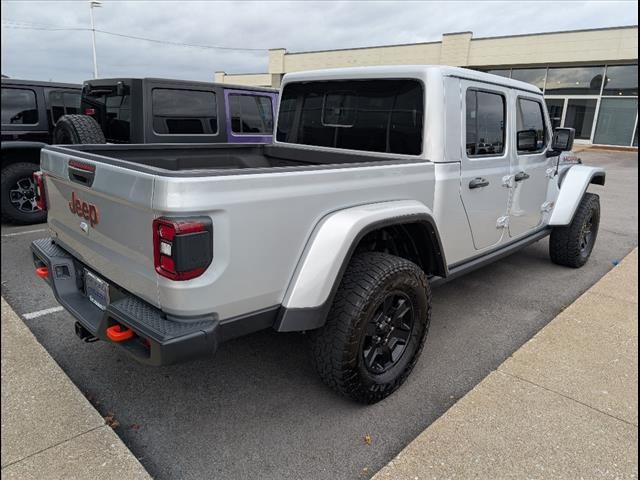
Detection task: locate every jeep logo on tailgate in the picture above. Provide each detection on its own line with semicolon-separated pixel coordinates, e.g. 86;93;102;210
69;192;99;227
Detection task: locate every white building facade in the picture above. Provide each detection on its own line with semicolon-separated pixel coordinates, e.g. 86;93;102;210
215;26;638;147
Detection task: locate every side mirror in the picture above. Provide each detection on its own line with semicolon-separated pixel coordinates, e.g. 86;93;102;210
551;127;575;152
517;129;538;151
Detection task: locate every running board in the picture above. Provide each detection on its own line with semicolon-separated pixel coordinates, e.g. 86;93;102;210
431;228;551;287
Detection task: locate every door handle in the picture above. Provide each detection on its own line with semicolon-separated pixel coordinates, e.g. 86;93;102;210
469;177;490;189
515;171;530;182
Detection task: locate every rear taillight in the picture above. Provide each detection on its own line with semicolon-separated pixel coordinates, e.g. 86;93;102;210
152;217;213;281
33;171;47;211
84;107;96;116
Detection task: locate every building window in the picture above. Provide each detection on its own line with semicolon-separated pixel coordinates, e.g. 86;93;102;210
517;98;546;152
152;88;217;135
564;99;597;140
593;98;638;146
602;65;638;96
229;94;273;134
545;99;564;130
545;66;604;95
465;89;505;157
511;68;547;90
49;91;81;124
1;88;38;125
276;79;424;155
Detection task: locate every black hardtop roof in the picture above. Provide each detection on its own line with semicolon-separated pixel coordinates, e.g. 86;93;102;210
83;77;278;93
1;78;80;89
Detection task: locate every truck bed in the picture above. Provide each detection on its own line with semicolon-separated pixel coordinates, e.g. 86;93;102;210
44;143;414;176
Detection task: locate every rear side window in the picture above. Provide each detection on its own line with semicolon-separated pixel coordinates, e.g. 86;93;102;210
276;80;423;155
1;88;38;125
49;91;81;124
229;94;273;134
517;98;547;153
466;89;506;157
152;88;217;135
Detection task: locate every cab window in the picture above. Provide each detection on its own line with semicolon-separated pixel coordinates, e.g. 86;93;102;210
466;89;506;157
276;79;423;155
229;94;273;134
1;88;38;125
152;88;217;135
517;98;547;153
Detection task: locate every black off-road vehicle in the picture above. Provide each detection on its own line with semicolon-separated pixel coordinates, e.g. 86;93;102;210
54;78;278;146
1;78;81;224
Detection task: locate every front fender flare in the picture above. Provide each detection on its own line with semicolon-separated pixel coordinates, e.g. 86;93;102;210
549;165;605;226
275;200;444;332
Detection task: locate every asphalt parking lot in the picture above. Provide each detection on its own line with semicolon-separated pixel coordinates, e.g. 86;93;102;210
1;150;637;480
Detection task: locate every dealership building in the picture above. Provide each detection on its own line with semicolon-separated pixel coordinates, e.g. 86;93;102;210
215;25;638;148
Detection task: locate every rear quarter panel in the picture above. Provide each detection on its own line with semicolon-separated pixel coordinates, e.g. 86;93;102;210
152;161;437;319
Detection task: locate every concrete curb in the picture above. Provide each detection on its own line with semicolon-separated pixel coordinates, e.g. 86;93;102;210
373;248;638;479
1;297;151;480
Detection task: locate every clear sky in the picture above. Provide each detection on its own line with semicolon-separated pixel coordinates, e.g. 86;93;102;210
1;0;638;83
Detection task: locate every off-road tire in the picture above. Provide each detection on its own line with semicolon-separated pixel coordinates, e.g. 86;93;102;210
549;192;600;268
311;252;431;404
1;162;47;224
52;114;106;144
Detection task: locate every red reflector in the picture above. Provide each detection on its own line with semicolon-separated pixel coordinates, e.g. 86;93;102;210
106;324;135;342
33;171;47;211
84;107;96;116
68;160;96;172
159;255;175;272
35;266;49;278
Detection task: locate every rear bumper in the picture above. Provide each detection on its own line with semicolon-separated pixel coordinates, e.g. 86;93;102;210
31;237;220;366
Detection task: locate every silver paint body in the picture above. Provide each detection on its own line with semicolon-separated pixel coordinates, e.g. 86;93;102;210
40;66;604;325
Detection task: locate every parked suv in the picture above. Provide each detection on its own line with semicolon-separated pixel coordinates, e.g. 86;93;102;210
1;78;81;224
53;78;278;145
33;66;604;403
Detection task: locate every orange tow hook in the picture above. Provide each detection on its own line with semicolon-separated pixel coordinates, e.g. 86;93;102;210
35;266;49;279
106;324;135;342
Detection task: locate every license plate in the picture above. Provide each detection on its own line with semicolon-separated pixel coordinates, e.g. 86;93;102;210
84;269;110;310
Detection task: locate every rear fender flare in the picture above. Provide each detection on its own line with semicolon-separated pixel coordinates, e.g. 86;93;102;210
549;165;605;226
275;200;445;332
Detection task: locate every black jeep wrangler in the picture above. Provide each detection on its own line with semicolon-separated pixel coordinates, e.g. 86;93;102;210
54;78;278;145
1;78;81;224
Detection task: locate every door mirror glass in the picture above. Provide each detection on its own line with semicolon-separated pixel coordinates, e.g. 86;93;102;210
551;127;575;151
517;129;538;151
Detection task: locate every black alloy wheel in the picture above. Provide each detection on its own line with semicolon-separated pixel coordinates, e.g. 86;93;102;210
361;292;415;374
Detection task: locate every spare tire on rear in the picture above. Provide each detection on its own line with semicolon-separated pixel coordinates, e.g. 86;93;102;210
53;114;106;144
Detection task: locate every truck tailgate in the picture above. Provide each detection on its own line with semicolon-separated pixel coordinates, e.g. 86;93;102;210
40;148;159;307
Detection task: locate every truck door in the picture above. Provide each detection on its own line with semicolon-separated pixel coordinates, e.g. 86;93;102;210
508;95;553;238
459;82;512;250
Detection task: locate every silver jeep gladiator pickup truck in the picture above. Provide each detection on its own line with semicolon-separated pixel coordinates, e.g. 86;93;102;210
32;66;605;403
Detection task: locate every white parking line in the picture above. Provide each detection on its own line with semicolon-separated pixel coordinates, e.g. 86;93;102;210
23;306;64;320
2;228;48;238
